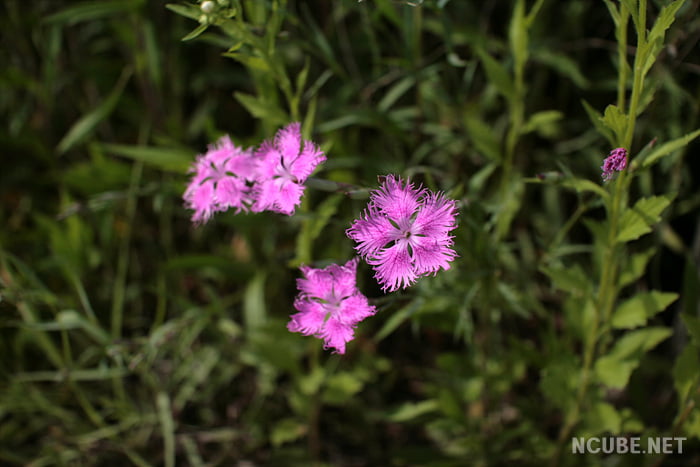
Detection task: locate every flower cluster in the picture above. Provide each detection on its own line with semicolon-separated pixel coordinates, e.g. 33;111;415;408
183;136;256;223
251;123;326;215
183;123;325;222
184;125;460;354
288;258;376;354
601;147;628;181
346;175;458;292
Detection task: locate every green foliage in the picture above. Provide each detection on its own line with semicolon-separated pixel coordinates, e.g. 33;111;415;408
2;0;700;465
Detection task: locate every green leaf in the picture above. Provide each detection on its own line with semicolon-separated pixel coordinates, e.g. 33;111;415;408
234;92;288;127
291;194;343;266
45;0;142;25
322;372;364;405
582;100;615;146
244;272;266;331
156;392;176;467
270;418;307;447
374;299;423;341
611;291;678;329
540;353;580;411
681;314;700;345
601;104;627;144
388;400;439;422
223;53;270;72
595;327;672;389
509;0;528;68
477;50;514;100
464;112;501;161
521;110;563;136
642;0;685;77
619;0;639;32
181;24;208;41
541;264;590;296
532;50;589;88
100;143;192;173
673;343;700;404
378;76;416;112
616;195;674;243
57;69;132;154
602;0;621;26
165;3;200;21
560;178;609;200
298;367;325;396
639;128;700;168
682;255;700;317
583;402;622;436
619;249;656;287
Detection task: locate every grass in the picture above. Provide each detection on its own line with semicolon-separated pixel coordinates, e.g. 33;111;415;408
2;0;700;465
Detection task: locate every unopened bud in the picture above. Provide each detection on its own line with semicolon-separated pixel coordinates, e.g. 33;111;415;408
201;1;215;14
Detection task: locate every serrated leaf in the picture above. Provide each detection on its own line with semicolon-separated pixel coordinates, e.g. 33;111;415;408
640;128;700;168
616;195;674;243
611;291;678;329
582;100;615;146
477;50;514;100
601;104;627;143
642;0;685;77
673;343;700;404
595;327;672;389
681;315;700;345
619;249;655;288
646;0;685;54
540;354;580;411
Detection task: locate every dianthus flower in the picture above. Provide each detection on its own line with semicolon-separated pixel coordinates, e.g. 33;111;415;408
346;175;458;292
251;122;326;215
183;135;257;223
601;147;628;181
288;257;376;354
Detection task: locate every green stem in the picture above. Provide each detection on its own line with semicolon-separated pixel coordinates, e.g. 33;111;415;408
616;6;629;110
623;0;646;149
552;2;648;461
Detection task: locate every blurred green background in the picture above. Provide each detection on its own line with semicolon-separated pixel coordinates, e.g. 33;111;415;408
2;0;700;465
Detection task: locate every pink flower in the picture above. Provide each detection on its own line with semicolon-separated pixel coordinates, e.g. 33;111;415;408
288;257;376;354
601;147;628;181
251;122;326;215
347;175;458;292
183;135;257;223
